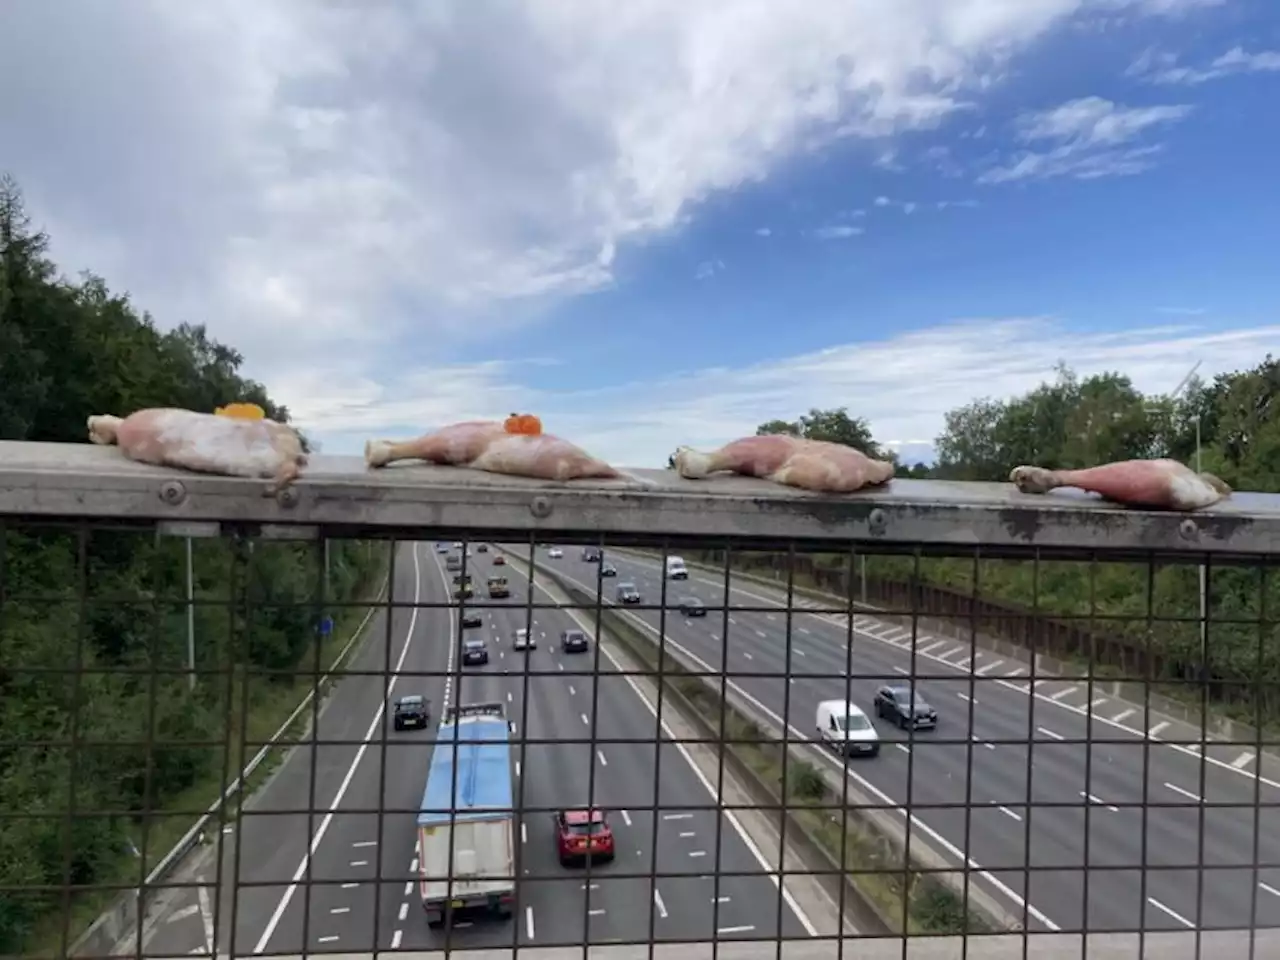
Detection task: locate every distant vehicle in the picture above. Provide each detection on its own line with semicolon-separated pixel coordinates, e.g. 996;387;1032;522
452;541;464;550
462;637;489;666
600;562;617;578
816;699;880;757
454;581;474;600
665;556;688;580
493;554;506;566
446;556;462;572
874;686;938;730
616;582;641;604
417;703;516;925
582;547;602;562
514;628;535;651
392;694;430;731
677;597;706;617
461;610;483;629
486;575;510;599
548;547;564;559
554;808;616;866
477;544;489;553
435;543;450;554
561;629;590;654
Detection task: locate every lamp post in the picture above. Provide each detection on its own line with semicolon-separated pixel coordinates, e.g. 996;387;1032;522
186;537;196;691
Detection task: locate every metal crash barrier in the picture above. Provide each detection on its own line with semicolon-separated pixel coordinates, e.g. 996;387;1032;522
2;439;1279;960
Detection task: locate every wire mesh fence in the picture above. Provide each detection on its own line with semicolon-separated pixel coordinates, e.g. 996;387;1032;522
3;511;1280;960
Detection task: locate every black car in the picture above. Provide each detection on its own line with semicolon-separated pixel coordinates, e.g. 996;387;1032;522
462;638;489;666
460;610;483;629
392;694;430;731
616;583;641;604
600;562;617;578
477;544;489;553
561;629;590;653
677;597;706;617
582;547;602;562
873;685;938;730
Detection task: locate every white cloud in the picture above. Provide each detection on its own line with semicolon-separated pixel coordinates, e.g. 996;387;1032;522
873;195;893;207
694;258;726;280
0;0;1229;405
980;96;1192;183
298;317;1280;468
755;227;773;237
811;225;865;240
1128;45;1280;85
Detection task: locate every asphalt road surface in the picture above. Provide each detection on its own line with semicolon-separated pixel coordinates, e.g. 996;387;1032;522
519;544;1280;936
143;541;817;957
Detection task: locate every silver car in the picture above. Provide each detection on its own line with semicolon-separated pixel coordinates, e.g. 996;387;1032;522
514;627;536;650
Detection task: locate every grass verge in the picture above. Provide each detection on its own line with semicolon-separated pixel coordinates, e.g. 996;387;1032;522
31;545;392;958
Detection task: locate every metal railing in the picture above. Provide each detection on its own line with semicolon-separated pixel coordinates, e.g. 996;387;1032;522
2;439;1280;960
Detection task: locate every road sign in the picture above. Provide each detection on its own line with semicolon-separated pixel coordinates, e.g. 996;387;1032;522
318;615;334;637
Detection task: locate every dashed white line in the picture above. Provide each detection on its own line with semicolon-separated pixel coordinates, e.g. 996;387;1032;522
1090;697;1107;709
1147;896;1195;928
390;930;403;950
341;883;359;890
588;909;606;916
522;822;528;844
352;840;377;848
654;888;669;918
620;809;632;826
507;692;512;702
526;906;536;940
1080;791;1118;813
1038;727;1065;741
688;850;708;858
1260;882;1280;899
799;627;812;635
972;735;995;751
1149;721;1171;737
998;806;1023;822
1165;782;1202;802
516;760;521;776
663;813;693;820
318;936;340;944
714;895;731;903
976;660;1004;675
892;665;909;675
1049;686;1079;702
398;903;408;922
718;925;755;934
894;744;910;754
956;692;975;703
921;640;948;655
1233;752;1256;769
403;882;412;897
580;712;590;725
330;907;350;915
794;649;806;657
168;905;199;923
597;750;608;767
569;685;577;695
679;831;696;838
410;857;418;872
350;860;369;867
743;652;754;660
1113;708;1136;723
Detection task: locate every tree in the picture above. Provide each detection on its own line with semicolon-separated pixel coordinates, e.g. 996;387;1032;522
756;406;889;459
0;175;381;954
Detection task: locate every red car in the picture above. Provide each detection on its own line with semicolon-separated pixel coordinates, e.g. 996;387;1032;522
554;809;615;866
493;554;506;565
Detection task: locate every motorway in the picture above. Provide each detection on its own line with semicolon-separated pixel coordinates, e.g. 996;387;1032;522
142;541;817;957
522;545;1280;935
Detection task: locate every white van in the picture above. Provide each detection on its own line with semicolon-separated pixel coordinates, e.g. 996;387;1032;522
665;556;688;580
816;700;880;757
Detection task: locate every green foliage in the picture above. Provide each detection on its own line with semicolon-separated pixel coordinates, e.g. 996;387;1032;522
0;176;382;954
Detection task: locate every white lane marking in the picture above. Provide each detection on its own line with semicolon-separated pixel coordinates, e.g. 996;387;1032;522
1090;697;1107;709
754;629;767;638
511;721;518;735
743;652;754;660
689;850;707;858
507;692;512;702
349;860;369;867
1113;708;1136;723
597;750;608;767
955;657;972;670
1260;882;1280;898
330;907;350;915
398;903;408;922
1032;679;1048;688
409;857;419;872
663;813;693;820
972;735;995;751
168;905;198;923
196;884;214;955
718;925;756;934
340;883;358;890
403;882;412;896
620;809;632;826
895;744;910;754
588;908;607;916
714;895;731;903
920;640;948;655
318;936;340;944
976;660;1004;675
799;627;812;635
352;840;377;848
1080;791;1118;813
582;883;600;890
1165;782;1203;802
580;713;590;725
892;665;909;675
1005;667;1026;677
1233;752;1256;769
679;831;696;838
569;685;577;695
998;806;1022;822
522;822;528;844
526;906;536;940
654;888;669;918
795;649;806;657
391;930;403;950
1148;896;1195;928
1049;686;1079;702
1149;721;1171;737
957;692;975;703
938;645;964;661
516;761;521;776
1038;728;1065;741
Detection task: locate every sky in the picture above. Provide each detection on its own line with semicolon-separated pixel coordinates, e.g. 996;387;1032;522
2;0;1278;467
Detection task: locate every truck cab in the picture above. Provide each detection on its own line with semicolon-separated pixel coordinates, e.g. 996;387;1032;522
666;556;688;580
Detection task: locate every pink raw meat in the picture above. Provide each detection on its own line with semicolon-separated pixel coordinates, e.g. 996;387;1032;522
1009;458;1231;511
365;420;619;482
673;434;895;494
88;408;307;491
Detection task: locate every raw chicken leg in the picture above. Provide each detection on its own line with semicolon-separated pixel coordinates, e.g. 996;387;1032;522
1009;459;1231;511
88;408;307;492
365;417;619;482
673;434;895;494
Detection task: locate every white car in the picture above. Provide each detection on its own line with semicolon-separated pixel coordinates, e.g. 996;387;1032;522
816;699;880;757
514;628;536;650
547;547;563;559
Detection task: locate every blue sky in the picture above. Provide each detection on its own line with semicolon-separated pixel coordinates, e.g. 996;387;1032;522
3;0;1278;466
